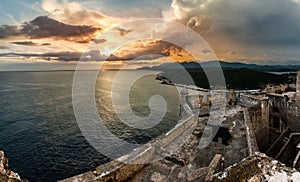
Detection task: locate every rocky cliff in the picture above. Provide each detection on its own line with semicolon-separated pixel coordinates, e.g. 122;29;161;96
0;151;25;182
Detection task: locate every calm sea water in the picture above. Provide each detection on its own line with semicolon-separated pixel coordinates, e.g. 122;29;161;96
0;70;180;182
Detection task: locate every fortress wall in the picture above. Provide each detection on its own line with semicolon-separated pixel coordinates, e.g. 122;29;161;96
159;114;195;148
286;101;300;126
61;103;197;182
243;108;259;156
239;94;260;106
277;134;300;166
238;94;270;152
246;103;270;152
268;94;300;131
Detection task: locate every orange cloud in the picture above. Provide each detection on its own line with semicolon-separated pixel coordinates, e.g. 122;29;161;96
109;39;195;62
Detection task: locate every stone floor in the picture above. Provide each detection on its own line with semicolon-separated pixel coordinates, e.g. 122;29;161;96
193;106;249;169
129;105;249;182
213;152;300;182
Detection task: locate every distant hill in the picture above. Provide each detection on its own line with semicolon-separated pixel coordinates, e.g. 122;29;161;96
157;67;296;89
138;60;299;72
139;61;298;89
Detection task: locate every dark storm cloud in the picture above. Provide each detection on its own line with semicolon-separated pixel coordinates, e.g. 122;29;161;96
242;13;300;45
21;16;101;39
0;16;101;43
0;25;22;38
171;0;300;45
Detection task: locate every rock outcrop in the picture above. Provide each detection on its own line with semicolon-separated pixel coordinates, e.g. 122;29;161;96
213;152;300;182
0;151;25;182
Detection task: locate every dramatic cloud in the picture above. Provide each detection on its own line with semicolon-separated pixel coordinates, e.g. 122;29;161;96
3;0;300;65
22;16;101;41
0;16;101;43
11;41;38;46
166;0;300;46
110;39;190;61
0;25;22;38
0;39;191;62
41;0;119;28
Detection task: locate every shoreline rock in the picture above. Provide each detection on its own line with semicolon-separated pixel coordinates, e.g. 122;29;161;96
0;151;26;182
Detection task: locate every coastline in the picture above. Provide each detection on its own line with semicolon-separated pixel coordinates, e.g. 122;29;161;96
61;89;197;182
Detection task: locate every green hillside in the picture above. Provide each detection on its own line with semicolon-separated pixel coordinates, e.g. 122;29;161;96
161;68;295;90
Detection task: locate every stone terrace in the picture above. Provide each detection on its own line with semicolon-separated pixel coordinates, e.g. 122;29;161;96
128;105;249;182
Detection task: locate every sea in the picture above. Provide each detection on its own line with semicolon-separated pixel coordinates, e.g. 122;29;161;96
0;70;180;182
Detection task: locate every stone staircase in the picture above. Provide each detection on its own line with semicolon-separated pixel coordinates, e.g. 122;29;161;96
266;130;291;159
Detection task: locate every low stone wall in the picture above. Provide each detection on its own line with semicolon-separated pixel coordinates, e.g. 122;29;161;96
213;152;300;182
249;105;270;151
159;114;195;148
268;93;300;131
239;94;261;106
243;108;259;156
205;154;223;181
61;105;197;182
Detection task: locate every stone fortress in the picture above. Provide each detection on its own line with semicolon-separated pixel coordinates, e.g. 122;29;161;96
6;70;300;182
236;69;300;170
59;70;300;182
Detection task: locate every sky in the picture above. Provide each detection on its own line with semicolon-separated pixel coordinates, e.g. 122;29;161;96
1;0;300;70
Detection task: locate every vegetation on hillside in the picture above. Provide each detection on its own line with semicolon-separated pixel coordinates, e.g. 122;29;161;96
161;68;296;90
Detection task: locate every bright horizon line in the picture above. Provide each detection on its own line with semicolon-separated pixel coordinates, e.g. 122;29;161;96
0;59;299;72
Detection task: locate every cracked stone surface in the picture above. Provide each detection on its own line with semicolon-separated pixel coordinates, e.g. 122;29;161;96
130;106;249;182
213;152;300;182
